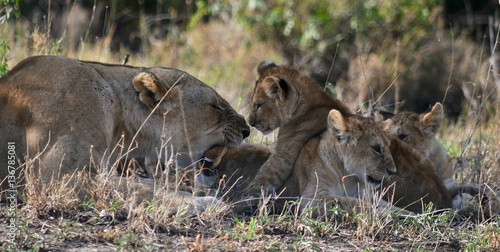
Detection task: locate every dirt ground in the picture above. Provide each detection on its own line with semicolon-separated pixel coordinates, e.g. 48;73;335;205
0;204;481;251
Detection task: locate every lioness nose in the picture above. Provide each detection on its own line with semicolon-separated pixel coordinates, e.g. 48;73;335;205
242;128;250;138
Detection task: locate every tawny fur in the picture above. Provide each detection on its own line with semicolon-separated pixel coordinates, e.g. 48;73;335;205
381;137;452;212
207;111;405;216
380;103;452;187
211;127;454;214
379;102;480;209
246;62;352;195
243;61;453;213
0;56;249;201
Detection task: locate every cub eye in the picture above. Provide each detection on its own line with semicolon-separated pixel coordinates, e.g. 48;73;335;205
255;103;262;110
370;145;382;155
397;134;408;141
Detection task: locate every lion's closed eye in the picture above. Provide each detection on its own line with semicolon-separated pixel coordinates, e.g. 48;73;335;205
397;134;408;141
370;145;382;155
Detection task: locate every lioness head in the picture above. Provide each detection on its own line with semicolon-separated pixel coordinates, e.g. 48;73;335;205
327;109;397;188
132;70;250;168
378;103;443;158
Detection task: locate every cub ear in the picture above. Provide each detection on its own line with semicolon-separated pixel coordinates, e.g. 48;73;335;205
379;118;398;136
421;102;443;134
257;60;277;76
133;72;169;112
373;110;395;122
328;109;351;144
262;76;288;101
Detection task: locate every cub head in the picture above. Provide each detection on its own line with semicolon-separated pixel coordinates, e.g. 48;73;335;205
248;60;314;134
247;61;285;134
194;143;271;198
248;60;350;134
378;103;443;157
327;109;397;188
132;71;250;168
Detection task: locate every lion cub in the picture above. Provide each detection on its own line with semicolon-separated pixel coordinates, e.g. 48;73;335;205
378;103;480;209
246;61;352;195
199;109;401;216
378;103;452;187
205;121;452;214
380;137;452;212
244;61;452;213
293;110;399;215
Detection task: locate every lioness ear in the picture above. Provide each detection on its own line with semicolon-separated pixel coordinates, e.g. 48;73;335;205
262;76;288;101
257;60;277;76
328;109;351;144
133;72;169;112
421;102;443;134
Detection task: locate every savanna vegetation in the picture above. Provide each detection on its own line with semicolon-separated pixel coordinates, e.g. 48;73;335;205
1;0;499;251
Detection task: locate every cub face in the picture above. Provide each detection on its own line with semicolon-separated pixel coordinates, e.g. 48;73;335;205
247;79;284;134
379;103;443;158
328;110;397;188
248;62;289;134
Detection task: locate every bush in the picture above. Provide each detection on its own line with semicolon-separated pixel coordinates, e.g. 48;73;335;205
0;0;19;77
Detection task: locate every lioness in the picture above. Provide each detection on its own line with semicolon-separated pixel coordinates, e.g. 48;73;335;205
246;61;352;194
0;56;250;200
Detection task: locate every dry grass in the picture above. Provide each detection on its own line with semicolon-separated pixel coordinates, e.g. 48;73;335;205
1;16;499;252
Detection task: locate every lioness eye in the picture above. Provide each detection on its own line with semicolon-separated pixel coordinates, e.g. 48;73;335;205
371;145;382;155
398;134;408;141
255;103;262;110
210;103;222;111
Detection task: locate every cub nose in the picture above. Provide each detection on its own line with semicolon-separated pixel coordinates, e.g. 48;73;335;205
248;114;256;127
386;167;396;176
